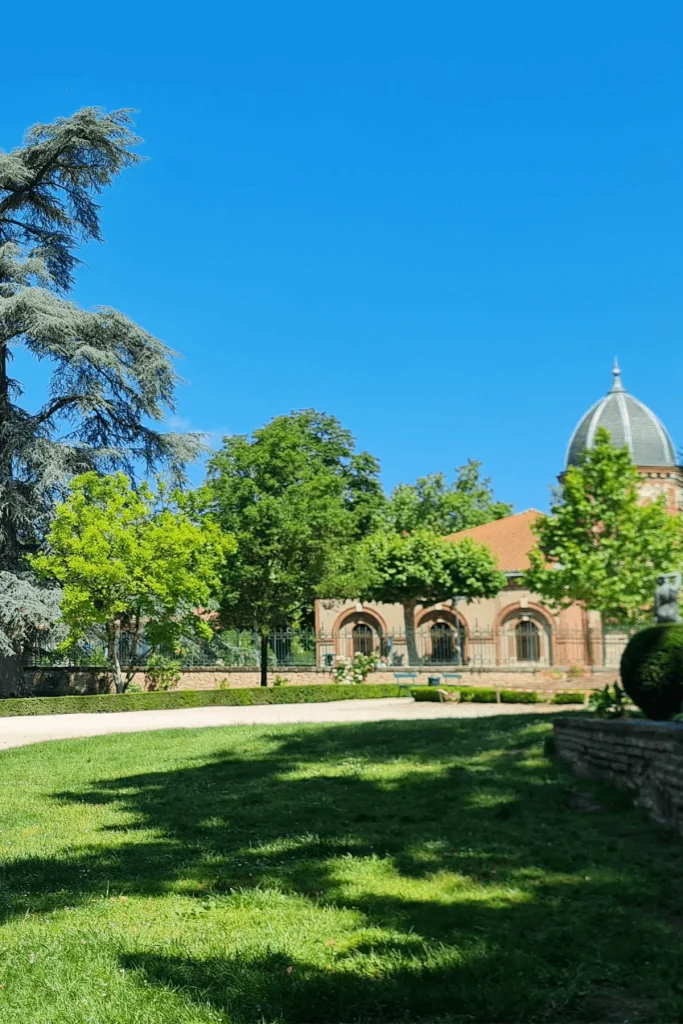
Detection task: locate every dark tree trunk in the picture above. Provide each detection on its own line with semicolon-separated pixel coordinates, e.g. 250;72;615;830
260;633;269;687
0;340;23;698
0;652;24;697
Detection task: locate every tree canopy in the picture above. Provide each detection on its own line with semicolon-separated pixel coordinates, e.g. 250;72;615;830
387;461;512;536
33;473;232;692
206;410;382;684
0;108;199;686
524;428;683;625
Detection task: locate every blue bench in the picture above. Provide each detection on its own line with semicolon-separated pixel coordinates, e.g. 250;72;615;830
394;672;418;694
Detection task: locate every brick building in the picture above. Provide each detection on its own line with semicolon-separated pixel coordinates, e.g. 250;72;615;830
316;363;681;671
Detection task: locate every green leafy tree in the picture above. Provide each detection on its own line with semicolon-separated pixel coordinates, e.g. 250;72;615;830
524;427;683;626
207;410;381;685
349;529;506;664
0;108;200;692
32;473;232;692
387;460;512;536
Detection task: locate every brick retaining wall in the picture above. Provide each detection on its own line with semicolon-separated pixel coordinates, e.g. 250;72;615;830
24;664;616;696
554;717;683;834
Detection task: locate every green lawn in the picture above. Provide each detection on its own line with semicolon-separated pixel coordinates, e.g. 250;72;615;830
0;716;681;1023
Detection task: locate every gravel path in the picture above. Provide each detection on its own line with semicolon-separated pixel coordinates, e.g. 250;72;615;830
0;698;559;751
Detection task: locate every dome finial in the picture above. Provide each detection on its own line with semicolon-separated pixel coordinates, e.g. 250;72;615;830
611;357;624;392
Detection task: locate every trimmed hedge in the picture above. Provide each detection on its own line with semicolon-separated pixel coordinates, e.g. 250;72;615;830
459;688;498;703
621;624;683;720
412;687;585;705
500;690;539;704
0;684;404;718
411;688;443;702
0;683;591;718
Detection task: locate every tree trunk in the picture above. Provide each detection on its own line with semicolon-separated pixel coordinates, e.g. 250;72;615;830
403;601;420;667
0;337;23;698
260;632;269;687
0;651;24;697
583;604;595;668
123;612;142;690
107;621;124;693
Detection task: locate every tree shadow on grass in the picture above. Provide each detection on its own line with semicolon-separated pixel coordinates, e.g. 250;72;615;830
2;715;683;1021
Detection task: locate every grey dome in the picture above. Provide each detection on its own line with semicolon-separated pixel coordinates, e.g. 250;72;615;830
566;363;677;469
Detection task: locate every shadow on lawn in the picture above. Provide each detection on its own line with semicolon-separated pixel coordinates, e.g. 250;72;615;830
2;715;683;1022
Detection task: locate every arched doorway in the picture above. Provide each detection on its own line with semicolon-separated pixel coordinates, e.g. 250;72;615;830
499;610;552;665
352;623;374;656
430;622;454;663
416;611;467;665
515;620;540;662
334;610;385;662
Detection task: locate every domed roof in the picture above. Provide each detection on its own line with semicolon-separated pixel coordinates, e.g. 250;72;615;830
566;362;677;469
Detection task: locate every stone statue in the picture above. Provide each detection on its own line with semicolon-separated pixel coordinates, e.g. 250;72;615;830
654;572;682;624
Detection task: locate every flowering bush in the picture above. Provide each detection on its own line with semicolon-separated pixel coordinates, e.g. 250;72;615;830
331;652;378;684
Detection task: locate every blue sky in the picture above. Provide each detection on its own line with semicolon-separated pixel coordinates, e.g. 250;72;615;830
3;2;683;511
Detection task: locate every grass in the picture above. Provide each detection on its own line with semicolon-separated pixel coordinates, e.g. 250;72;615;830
0;716;681;1022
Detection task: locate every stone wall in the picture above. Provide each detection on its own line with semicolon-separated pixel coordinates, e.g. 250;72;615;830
23;664;615;697
554;717;683;834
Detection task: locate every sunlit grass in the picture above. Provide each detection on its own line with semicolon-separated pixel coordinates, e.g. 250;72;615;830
0;716;681;1022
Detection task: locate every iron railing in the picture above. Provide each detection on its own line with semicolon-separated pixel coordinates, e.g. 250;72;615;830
23;625;636;671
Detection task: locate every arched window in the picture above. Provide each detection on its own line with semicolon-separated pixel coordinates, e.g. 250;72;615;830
352;623;374;655
515;620;540;662
430;623;453;663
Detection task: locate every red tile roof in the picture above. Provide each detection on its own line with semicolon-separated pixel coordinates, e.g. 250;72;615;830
444;509;544;572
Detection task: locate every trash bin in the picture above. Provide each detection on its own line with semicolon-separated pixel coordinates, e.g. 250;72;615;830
428;675;441;687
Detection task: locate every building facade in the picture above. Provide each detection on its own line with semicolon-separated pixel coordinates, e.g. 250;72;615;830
315;364;681;671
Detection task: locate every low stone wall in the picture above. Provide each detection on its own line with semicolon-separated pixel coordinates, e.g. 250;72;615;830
24;667;112;697
554;717;683;834
23;664;615;697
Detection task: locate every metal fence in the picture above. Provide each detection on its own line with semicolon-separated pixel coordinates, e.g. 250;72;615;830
24;625;635;671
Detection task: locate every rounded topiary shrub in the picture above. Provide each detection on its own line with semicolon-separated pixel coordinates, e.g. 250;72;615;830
620;624;683;720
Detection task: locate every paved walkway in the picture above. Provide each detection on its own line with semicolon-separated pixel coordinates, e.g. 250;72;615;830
0;698;559;751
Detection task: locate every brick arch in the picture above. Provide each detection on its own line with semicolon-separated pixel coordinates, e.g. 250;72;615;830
332;605;388;637
415;607;470;665
414;607;470;635
332;607;387;659
494;602;557;665
493;601;553;630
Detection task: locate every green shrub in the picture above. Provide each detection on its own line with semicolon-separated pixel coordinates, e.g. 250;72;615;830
458;688;498;703
411;688;442;702
143;654;181;692
500;690;539;704
0;683;404;717
620;624;683;719
551;691;586;705
567;664;587;680
588;682;629;718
